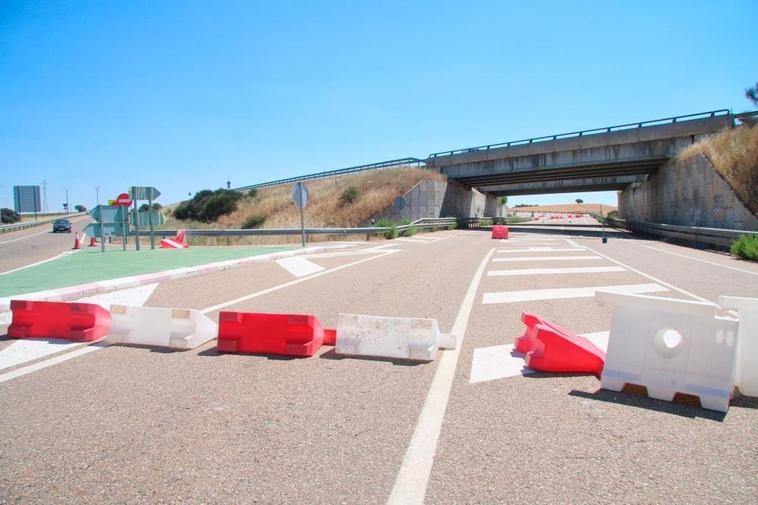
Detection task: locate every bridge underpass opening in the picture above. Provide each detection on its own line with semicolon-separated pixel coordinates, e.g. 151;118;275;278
503;190;618;218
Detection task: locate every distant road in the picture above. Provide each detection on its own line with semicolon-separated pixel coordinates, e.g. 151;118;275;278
0;215;91;273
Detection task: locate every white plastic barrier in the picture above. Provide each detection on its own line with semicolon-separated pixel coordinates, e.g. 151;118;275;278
597;291;739;412
719;296;758;397
334;313;456;361
108;305;217;350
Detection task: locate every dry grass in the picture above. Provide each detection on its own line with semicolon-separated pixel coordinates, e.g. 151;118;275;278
164;166;446;236
510;203;616;214
677;124;758;217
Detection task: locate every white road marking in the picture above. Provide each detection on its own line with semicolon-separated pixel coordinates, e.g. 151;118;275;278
482;283;668;304
395;238;429;244
388;248;496;505
496;247;586;253
487;266;625;277
491;255;602;262
276;256;325;277
0;344;107;384
636;243;758;276
469;330;610;384
0;284;158;379
0;216;88;245
0;250;78;276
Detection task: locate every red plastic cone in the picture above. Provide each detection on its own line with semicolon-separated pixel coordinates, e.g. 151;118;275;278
73;233;81;250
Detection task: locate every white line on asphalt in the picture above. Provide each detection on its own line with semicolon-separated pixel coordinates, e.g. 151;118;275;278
0;250;77;276
636;243;758;276
395;238;429;243
487;266;625;277
0;344;107;384
0;216;88;245
496;247;586;253
491;255;602;262
388;248;496;505
482;283;667;304
276;256;325;277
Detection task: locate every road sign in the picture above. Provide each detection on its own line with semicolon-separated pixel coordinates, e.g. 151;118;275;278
115;193;132;207
394;196;407;210
89;205;128;222
130;186;161;201
292;182;308;209
83;223;127;237
130;210;166;227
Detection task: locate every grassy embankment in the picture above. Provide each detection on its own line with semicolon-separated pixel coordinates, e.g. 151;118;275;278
164;166;447;245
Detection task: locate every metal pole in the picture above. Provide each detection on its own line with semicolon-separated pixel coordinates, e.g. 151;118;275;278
65;188;69;215
95;186;100;207
121;207;127;252
601;204;607;243
148;195;155;250
98;207;105;253
299;202;306;247
133;199;141;251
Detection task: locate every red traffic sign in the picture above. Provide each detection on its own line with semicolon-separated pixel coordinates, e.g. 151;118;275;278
115;193;132;207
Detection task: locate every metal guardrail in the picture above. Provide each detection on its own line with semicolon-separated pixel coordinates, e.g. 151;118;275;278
0;213;86;234
233;157;426;192
428;109;732;158
151;217;458;240
601;216;757;248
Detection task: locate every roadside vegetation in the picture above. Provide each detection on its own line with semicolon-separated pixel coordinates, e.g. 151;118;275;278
730;234;758;261
1;208;20;224
677;123;758;217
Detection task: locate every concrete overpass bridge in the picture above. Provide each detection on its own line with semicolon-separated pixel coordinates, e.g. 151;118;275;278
426;109;732;195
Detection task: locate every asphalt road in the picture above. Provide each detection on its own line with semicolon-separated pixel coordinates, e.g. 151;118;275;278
0;229;756;504
0;215;91;273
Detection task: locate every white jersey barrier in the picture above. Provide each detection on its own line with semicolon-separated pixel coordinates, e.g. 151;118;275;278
597;291;739;412
719;296;758;397
108;305;217;350
334;313;456;361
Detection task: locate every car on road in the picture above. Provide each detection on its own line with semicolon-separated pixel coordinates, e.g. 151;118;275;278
52;218;72;233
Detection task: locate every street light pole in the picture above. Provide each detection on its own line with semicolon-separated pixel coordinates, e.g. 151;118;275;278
65;188;69;215
95;186;100;207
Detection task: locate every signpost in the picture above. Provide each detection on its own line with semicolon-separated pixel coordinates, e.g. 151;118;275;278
114;193;132;251
292;182;309;247
86;205;129;253
129;186;161;250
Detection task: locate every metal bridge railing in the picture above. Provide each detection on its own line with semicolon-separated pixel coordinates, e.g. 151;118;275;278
428;109;732;158
233;157;426;192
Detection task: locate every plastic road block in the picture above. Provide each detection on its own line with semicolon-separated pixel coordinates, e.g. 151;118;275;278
8;300;111;342
491;225;509;239
108;305;217;350
515;312;605;376
597;291;739;412
719;296;758;397
159;229;189;249
217;312;331;357
335;313;457;361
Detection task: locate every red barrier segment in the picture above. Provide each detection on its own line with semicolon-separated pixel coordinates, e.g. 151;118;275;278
515;312;605;377
491;225;509;239
217;312;336;357
159;228;189;249
8;300;112;342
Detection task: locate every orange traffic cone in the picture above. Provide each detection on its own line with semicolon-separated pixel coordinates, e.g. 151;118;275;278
88;236;97;247
73;233;81;250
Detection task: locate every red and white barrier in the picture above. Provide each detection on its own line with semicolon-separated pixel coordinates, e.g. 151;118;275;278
108;305;217;349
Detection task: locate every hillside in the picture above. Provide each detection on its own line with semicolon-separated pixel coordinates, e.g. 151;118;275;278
676;122;758;218
510;203;616;214
165;166;447;232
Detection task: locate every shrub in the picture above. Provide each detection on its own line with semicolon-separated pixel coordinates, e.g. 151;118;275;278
246;189;258;198
242;214;266;229
376;217;398;239
339;186;358;206
731;235;758;261
399;218;416;237
1;208;20;223
139;203;162;212
173;189;243;222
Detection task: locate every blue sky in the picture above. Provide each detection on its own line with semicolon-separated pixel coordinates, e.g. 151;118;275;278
1;0;756;211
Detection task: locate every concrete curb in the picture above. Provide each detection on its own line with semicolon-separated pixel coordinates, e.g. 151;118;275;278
0;245;344;314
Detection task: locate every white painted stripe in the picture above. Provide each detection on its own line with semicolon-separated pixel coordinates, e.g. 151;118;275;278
487;266;625;277
491;255;602;262
162;238;184;248
482;283;667;304
496;247;586;253
276;256;325;277
0;250;76;276
0;344;107;384
395;238;428;243
637;243;758;276
388;248;495;505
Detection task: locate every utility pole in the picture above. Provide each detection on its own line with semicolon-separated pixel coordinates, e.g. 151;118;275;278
95;186;100;207
42;180;49;212
64;188;69;214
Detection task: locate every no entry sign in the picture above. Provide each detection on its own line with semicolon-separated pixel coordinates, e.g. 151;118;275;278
115;193;132;207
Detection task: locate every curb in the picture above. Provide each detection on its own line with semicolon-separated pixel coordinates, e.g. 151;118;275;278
0;245;344;314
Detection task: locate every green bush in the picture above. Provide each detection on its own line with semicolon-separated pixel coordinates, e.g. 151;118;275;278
376;217;398;239
1;208;20;223
246;189;258;198
340;186;359;206
173;189;243;223
399;218;417;237
138;203;162;212
448;221;457;230
242;214;266;229
731;235;758;261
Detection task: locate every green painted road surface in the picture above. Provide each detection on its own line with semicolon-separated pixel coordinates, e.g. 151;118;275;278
0;246;294;297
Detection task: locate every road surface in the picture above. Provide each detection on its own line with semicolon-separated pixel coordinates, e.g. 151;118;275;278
0;216;91;273
0;229;756;504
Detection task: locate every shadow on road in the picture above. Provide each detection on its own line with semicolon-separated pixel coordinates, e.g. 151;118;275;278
318;348;425;367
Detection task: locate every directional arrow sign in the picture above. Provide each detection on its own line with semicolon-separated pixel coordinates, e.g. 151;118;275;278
129;186;161;201
89;205;128;223
130;210;166;227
